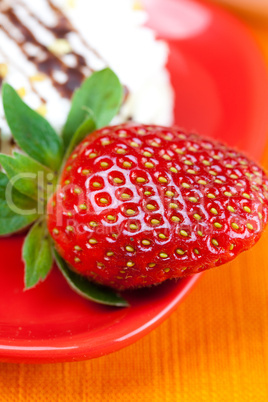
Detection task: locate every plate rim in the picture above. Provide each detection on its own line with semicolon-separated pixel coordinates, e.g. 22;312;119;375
0;274;201;364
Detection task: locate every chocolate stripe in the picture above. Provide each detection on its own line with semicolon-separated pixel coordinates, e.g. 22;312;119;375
46;0;106;62
0;44;46;102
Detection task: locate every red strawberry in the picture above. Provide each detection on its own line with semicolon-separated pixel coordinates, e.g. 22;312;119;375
47;123;268;290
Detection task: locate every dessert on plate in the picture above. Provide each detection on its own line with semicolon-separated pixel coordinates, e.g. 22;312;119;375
0;0;173;141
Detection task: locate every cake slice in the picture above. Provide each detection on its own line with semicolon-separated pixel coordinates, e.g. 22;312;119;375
0;0;173;148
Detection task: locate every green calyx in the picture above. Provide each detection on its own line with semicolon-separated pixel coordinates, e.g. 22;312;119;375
0;68;127;307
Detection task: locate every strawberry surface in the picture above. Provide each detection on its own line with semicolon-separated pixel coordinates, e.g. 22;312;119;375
47;124;268;290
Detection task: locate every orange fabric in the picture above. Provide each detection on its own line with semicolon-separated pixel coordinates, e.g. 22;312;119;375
1;14;268;402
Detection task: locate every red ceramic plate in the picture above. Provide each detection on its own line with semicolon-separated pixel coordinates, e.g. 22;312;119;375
1;0;268;363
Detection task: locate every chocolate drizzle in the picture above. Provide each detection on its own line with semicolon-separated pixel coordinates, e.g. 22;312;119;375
0;46;46;103
47;0;105;61
47;0;73;38
0;0;105;99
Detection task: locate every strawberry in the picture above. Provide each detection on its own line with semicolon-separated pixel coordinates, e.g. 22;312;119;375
2;69;268;306
47;123;268;290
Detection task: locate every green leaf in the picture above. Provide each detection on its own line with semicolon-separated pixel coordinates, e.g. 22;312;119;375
2;83;64;171
23;220;53;289
0;152;54;201
62;68;123;148
65;113;96;159
0;172;38;236
54;249;129;307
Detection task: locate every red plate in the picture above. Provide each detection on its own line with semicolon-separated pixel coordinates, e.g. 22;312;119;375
1;0;268;363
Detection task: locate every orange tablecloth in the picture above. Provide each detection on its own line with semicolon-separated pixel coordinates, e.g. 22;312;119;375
1;12;268;402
